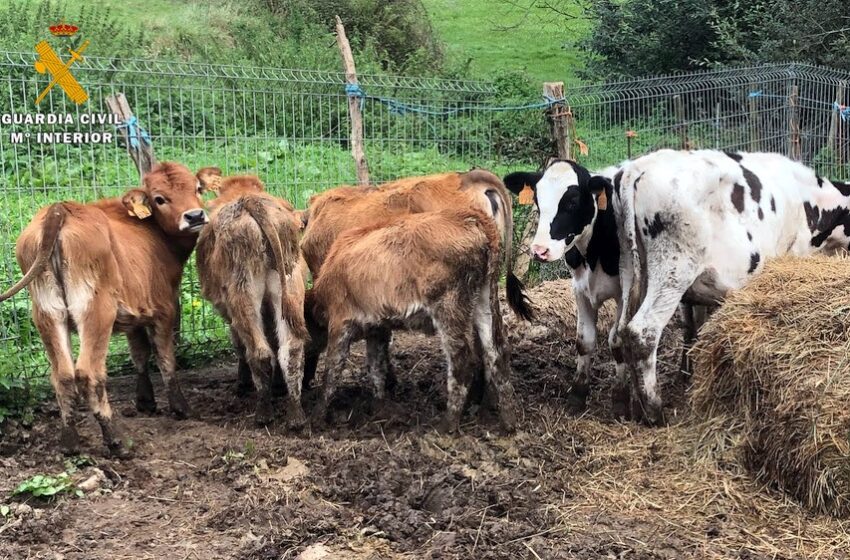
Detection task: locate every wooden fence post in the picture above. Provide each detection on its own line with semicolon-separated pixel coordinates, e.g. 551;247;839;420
512;82;569;282
105;93;156;180
826;80;847;161
673;94;688;149
335;16;370;185
788;84;802;162
543;82;570;159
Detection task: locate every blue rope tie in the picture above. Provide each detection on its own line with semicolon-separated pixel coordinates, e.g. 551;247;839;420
344;83;565;116
834;102;850;122
116;115;152;149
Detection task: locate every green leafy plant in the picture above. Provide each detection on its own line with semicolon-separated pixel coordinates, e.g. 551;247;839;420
12;472;82;499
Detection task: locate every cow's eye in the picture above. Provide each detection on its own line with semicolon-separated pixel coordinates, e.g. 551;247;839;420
154;195;167;206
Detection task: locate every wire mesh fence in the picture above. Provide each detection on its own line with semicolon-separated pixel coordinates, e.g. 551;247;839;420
1;56;849;384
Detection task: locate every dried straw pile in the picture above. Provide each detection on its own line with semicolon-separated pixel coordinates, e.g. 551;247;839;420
691;255;850;517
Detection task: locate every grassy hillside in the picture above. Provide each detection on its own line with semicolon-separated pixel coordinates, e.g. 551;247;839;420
423;0;589;82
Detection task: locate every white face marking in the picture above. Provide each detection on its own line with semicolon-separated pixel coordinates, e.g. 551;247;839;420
532;162;581;261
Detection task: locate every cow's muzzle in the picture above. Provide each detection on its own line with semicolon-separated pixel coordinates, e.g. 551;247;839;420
180;208;209;233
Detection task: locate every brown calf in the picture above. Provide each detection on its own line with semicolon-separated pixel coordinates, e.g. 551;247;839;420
312;207;519;432
300;170;532;390
195;169;308;427
0;162;209;456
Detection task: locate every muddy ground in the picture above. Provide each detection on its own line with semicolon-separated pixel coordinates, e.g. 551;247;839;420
1;282;848;560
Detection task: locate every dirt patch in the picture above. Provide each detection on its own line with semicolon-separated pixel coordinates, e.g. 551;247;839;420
1;282;848;559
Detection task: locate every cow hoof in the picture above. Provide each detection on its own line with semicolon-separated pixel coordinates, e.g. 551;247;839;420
436;415;460;435
611;386;630;421
108;441;134;460
135;396;157;415
255;399;275;426
286;406;308;431
641;403;665;427
385;369;399;395
235;381;255;397
59;426;81;455
167;390;191;420
499;406;519;433
566;392;588;414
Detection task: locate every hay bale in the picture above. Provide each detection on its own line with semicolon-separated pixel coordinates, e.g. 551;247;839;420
500;279;617;343
691;255;850;517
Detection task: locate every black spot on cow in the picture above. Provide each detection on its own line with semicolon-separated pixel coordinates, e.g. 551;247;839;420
645;212;667;238
564;247;585;269
810;206;850;247
746;231;752;241
758;207;764;221
613;169;624;197
816;175;824;188
748;253;760;274
804;202;820;232
633;172;645;191
731;184;746;213
724;151;743;162
833;180;850;197
770;195;776;213
741;165;762;203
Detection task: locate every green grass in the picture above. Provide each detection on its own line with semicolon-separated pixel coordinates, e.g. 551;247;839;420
423;0;590;82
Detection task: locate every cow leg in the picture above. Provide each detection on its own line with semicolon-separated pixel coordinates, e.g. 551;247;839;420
302;303;327;393
433;299;476;434
268;275;307;430
609;298;630;420
127;327;156;413
231;331;255;396
151;313;190;419
74;293;130;458
32;303;80;454
473;282;518;432
228;287;276;426
569;288;598;413
621;263;699;426
365;326;394;402
678;303;696;379
317;322;354;423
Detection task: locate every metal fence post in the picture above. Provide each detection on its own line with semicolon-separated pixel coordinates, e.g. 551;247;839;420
788;84;801;161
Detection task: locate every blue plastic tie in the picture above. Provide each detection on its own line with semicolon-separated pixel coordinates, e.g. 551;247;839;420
116;116;152;149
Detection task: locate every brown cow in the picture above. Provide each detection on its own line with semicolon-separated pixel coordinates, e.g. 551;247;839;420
195;168;308;427
300;169;532;390
311;207;519;432
0;162;209;456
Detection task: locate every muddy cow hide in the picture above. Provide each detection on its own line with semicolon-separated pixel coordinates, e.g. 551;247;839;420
310;207;520;433
0;162;209;457
614;149;850;425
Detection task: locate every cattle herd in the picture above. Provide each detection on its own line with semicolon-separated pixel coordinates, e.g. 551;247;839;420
1;148;849;458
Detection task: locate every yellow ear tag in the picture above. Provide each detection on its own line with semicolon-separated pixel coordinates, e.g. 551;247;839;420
131;201;151;219
597;189;608;211
518;184;534;206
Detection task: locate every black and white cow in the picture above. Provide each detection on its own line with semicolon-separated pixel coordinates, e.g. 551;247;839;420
615;149;850;425
504;160;630;415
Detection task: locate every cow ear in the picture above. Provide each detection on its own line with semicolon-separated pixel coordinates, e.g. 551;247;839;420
504;171;543;207
588;175;611;211
122;189;152;220
196;166;223;193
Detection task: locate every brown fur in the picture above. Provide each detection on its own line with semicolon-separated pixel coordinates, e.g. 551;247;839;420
312;207;519;432
300;170;532;395
6;162;208;456
196;174;308;428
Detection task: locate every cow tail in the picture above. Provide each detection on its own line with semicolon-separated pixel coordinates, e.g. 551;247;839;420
615;168;641;333
242;198;308;341
489;184;533;321
0;203;67;303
